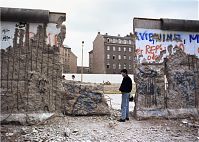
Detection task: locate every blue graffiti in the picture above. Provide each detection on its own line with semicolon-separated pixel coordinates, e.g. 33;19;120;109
189;34;199;43
138;32;155;44
135;32;182;44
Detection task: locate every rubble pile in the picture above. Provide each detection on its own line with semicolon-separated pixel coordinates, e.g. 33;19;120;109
62;81;110;116
1;113;198;142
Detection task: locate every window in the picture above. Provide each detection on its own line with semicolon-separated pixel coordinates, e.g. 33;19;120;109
118;39;121;44
107;54;110;59
124;55;126;60
129;65;132;69
119;63;121;69
118;55;121;60
124;47;126;52
113;64;116;69
123;40;126;44
107;38;110;42
124;63;126;69
129;48;132;52
113;39;116;43
107;46;110;50
113;46;116;51
118;47;121;51
129;56;131;60
107;64;110;69
113;55;116;60
129;40;131;44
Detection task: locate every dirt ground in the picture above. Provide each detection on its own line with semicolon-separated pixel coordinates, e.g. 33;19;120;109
1;109;199;142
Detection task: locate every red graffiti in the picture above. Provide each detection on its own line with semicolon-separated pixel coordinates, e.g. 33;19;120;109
178;43;185;51
29;32;35;39
145;44;163;54
145;44;164;61
147;53;159;60
135;48;143;56
47;33;58;46
54;34;58;46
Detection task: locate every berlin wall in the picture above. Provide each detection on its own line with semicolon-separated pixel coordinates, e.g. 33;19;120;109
133;18;199;119
0;8;66;113
0;8;109;119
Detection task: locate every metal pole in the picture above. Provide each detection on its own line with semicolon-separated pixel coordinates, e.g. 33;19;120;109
81;41;84;82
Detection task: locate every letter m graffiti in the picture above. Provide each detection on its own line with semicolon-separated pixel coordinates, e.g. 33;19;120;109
189;34;199;43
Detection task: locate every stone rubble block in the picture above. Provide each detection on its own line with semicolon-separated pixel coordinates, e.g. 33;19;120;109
0;113;55;125
62;81;110;116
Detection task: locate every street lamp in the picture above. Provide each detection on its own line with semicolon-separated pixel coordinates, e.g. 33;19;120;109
81;41;84;82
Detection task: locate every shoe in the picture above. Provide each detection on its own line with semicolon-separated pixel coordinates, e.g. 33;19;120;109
117;119;125;122
126;118;129;121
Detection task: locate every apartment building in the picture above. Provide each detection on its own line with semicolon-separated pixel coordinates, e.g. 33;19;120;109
60;45;77;73
89;32;134;74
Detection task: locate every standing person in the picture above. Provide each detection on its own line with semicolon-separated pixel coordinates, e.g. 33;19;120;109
62;75;66;80
72;75;75;80
118;69;132;122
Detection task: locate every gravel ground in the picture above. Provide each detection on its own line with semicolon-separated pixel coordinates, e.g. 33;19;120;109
1;110;199;142
1;94;199;142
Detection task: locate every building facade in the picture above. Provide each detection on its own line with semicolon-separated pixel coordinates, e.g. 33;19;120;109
60;45;77;73
90;32;134;74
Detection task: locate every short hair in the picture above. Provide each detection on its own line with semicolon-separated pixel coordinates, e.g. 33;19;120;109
121;69;128;74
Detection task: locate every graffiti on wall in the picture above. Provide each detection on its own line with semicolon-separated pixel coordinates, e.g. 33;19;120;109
135;67;162;107
173;71;196;98
136;68;159;95
1;22;62;49
135;28;199;63
2;29;11;41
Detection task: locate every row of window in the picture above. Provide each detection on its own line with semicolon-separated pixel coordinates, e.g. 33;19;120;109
107;38;132;44
106;63;132;70
107;54;131;60
107;46;132;52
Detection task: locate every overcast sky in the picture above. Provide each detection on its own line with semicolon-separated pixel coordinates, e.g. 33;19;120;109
1;0;198;66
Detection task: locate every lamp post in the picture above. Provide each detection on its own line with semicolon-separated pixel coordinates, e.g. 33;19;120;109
81;41;84;82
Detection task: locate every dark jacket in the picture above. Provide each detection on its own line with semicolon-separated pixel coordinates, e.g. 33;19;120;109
119;75;132;93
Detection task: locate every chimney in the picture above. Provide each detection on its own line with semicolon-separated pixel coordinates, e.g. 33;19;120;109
106;33;108;35
118;34;120;37
98;32;100;34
